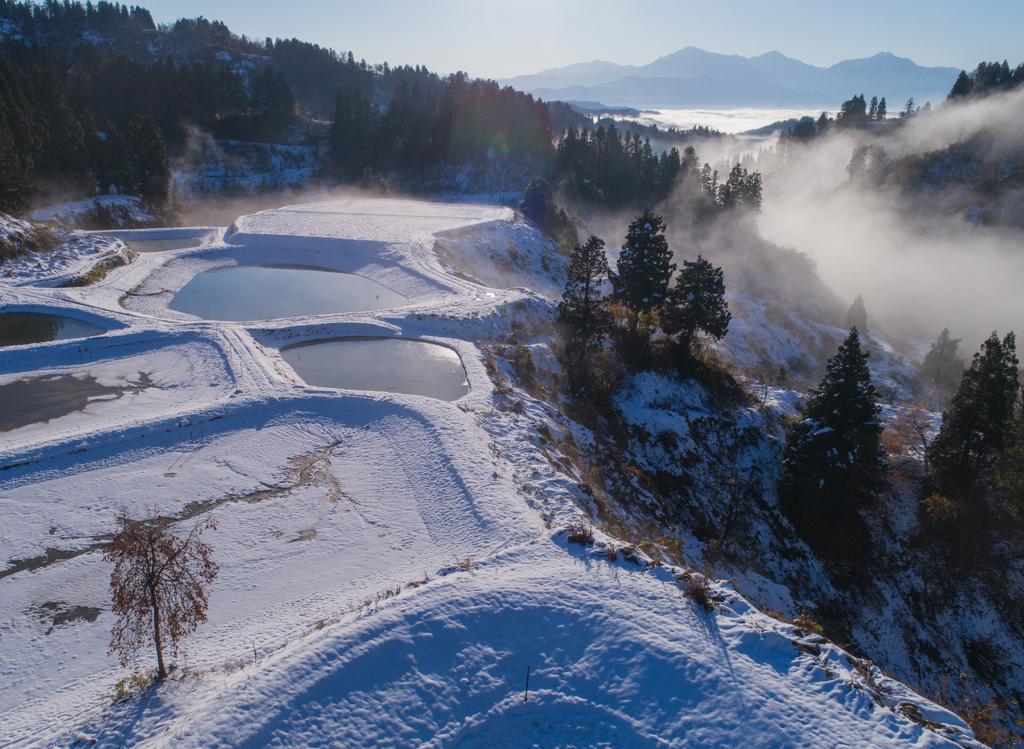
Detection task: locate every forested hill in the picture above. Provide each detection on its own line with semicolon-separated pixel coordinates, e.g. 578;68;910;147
0;0;591;216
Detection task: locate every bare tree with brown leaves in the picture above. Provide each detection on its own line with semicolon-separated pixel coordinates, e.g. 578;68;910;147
104;508;218;679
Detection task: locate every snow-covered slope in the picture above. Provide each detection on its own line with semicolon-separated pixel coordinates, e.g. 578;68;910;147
27;196;158;230
0;199;983;747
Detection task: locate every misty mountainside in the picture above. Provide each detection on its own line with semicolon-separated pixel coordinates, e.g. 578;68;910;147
881;113;1024;232
501;47;960;109
440;211;1024;746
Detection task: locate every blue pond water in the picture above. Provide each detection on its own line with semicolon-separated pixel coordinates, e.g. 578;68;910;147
281;337;470;401
0;312;106;348
169;264;407;321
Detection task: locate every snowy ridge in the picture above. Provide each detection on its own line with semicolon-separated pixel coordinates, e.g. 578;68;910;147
0;199;981;747
27;195;157;228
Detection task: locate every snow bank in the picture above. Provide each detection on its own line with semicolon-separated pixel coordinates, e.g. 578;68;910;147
28;195;157;228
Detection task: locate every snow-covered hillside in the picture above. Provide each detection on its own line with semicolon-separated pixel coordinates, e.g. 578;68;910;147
0;199;989;747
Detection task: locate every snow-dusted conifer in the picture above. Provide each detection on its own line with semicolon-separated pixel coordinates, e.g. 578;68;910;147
558;235;612;391
928;331;1019;490
780;328;885;524
612;208;674;315
662;255;731;352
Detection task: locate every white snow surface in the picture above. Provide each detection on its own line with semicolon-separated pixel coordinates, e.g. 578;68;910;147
0;199;979;747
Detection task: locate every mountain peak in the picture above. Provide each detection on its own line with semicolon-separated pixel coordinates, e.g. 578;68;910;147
500;47;959;111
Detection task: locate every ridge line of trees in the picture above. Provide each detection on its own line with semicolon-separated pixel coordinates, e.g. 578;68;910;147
555;125;762;212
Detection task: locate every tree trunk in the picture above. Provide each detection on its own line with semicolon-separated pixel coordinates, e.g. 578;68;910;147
150;581;166;678
148;547;166;679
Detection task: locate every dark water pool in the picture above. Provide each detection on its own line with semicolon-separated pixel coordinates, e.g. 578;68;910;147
281;337;469;401
0;372;152;432
169;265;407;321
0;312;106;348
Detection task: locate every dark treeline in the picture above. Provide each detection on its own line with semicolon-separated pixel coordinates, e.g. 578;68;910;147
949;59;1024;100
0;49;170;212
270;38;446;118
554;123;762;212
3;30;294;143
592;118;724;145
0;0;154;36
328;74;554;177
1;0;759;218
779;57;1024;150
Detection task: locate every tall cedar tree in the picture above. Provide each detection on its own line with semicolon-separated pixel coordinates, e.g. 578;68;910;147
613;208;675;315
780;328;885;525
661;255;731;351
557;235;612;390
105;509;218;678
0;53;41;213
928;332;1019;491
125;114;170;206
30;68;91;193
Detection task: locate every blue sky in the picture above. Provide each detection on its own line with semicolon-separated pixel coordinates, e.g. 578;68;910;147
141;0;1023;79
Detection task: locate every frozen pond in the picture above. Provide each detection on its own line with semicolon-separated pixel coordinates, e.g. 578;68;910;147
0;312;106;348
281;337;470;401
168;265;408;321
0;372;151;432
125;238;202;252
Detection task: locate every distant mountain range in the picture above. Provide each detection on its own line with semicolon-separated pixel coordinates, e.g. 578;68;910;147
499;48;961;110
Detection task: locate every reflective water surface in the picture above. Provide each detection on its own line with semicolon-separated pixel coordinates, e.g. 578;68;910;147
281;337;469;401
169;264;407;321
0;312;106;348
125;238;201;252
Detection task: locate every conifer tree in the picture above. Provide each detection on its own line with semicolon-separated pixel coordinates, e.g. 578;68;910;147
519;177;556;228
661;255;731;353
948;70;974;99
845;295;868;334
0;53;40;213
557;235;612;391
0;115;33;213
125;114;169;205
613;208;674;315
96;121;132;195
780;328;885;526
928;332;1019;490
876;97;887;120
922;328;966;405
31;68;91;192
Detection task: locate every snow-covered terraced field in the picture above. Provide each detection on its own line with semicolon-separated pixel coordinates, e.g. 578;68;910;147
0;199;981;747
